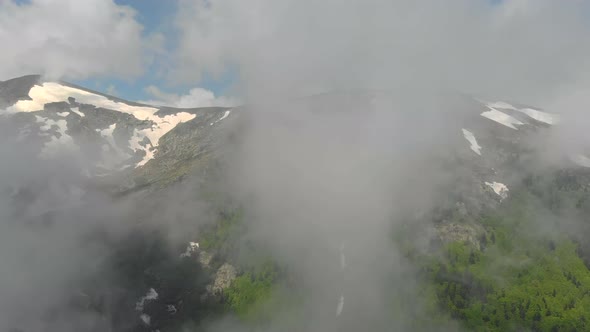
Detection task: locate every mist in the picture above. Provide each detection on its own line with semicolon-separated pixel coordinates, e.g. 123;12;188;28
174;0;590;104
2;0;590;331
219;95;470;330
0;114;217;331
174;0;590;330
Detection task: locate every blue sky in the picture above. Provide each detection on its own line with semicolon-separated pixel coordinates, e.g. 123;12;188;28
11;0;509;102
68;0;504;102
71;0;236;102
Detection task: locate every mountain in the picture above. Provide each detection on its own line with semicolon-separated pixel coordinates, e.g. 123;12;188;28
0;75;232;181
1;75;581;194
0;75;239;331
2;75;590;331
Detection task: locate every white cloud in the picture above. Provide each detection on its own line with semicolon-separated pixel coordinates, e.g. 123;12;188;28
141;85;239;108
171;0;590;105
0;0;152;81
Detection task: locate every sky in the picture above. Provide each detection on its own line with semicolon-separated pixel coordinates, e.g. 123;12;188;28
1;0;590;110
1;0;504;105
1;0;240;105
76;0;238;102
3;1;590;331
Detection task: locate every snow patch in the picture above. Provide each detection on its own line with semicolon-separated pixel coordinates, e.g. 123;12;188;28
70;107;84;117
336;295;344;316
7;82;196;166
99;123;116;139
516;108;559;125
57;112;69;117
481;107;524;130
461;129;482;156
99;124;119;152
210;110;231;125
129;112;196;167
486;101;517;110
97;123;131;167
135;288;158;311
35;116;77;158
483;100;559;125
485;181;509;200
8;83;159;118
180;242;200;258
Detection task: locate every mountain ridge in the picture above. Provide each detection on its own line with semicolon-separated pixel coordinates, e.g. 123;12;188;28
3;74;590;331
0;74;235;183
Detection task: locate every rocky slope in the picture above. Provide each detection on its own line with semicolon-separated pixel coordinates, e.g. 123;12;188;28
0;75;232;181
2;74;590;331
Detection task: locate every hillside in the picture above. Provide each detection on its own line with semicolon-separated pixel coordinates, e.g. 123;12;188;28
1;75;590;331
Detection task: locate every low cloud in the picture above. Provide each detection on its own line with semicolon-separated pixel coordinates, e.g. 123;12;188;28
0;0;154;81
2;1;590;331
169;1;590;330
141;85;240;108
172;0;590;105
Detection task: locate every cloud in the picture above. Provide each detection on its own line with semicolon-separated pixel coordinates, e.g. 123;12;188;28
171;0;590;105
0;117;217;331
168;1;590;330
141;85;240;108
1;0;590;330
0;0;153;81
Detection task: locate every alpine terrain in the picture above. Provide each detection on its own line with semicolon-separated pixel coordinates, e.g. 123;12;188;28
2;74;590;332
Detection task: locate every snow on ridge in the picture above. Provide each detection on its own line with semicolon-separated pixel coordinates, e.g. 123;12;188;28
210;110;231;126
121;111;197;167
485;181;509;200
218;110;231;121
482;100;559;125
7;82;160;118
35;115;77;158
98;123;131;165
480;107;525;130
486;101;517;110
70;107;84;117
461;129;482;156
7;82;196;167
130;112;196;167
516;108;559;125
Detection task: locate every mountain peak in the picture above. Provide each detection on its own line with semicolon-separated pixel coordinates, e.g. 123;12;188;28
0;75;234;174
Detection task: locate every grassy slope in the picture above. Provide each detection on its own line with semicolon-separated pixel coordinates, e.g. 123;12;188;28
418;190;590;332
195;169;590;331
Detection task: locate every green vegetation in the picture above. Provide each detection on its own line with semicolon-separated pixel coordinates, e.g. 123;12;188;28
418;190;590;331
428;240;590;331
200;208;245;251
111;166;590;331
224;259;305;331
225;261;280;321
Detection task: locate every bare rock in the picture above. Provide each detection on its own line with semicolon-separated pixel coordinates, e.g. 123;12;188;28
198;251;213;267
209;263;237;295
436;221;484;250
